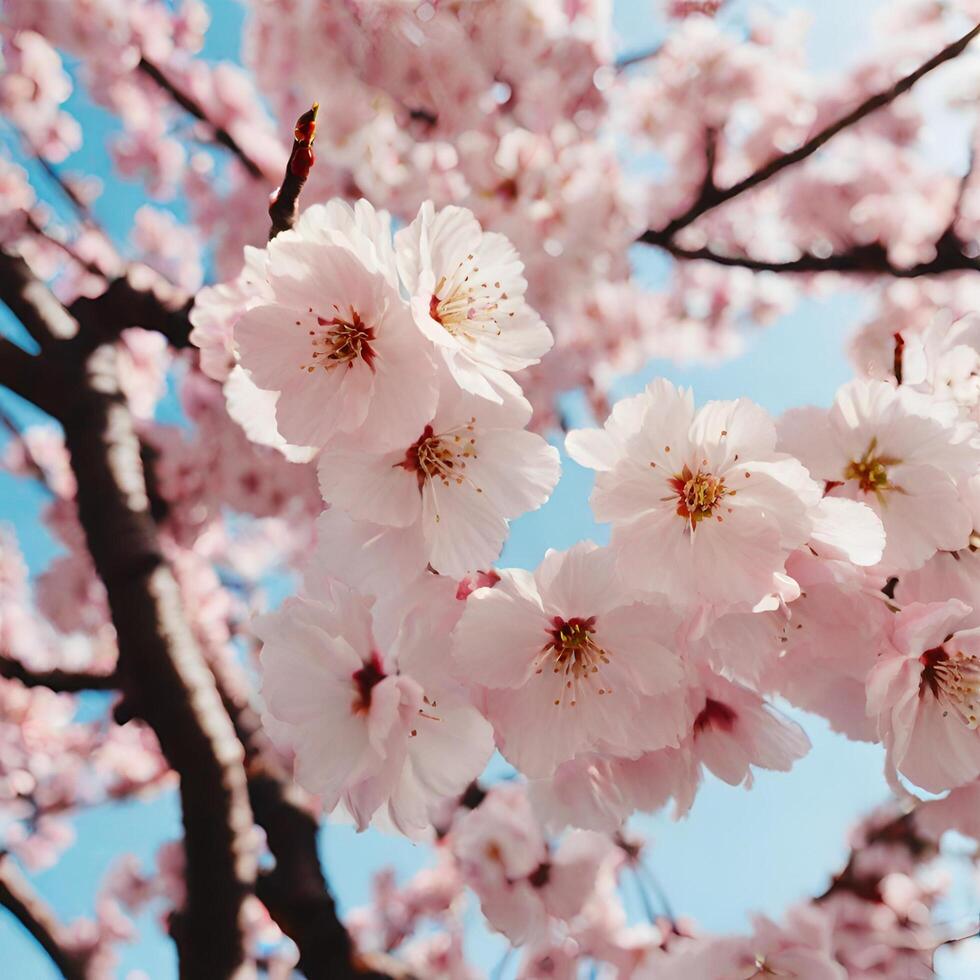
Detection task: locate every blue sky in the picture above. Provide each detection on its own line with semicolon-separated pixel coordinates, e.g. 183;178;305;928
3;1;978;976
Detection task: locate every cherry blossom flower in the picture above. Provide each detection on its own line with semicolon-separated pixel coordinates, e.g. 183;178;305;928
256;575;493;838
235;202;439;453
395;202;553;402
678;666;810;803
452;541;690;777
567;378;823;611
867;599;980;793
779;379;980;571
657;908;846;980
189;245;271;383
451;784;613;945
526;747;689;833
317;383;560;578
759;551;890;742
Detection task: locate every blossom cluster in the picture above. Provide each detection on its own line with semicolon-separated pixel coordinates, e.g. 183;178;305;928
200;195;980;967
6;0;980;975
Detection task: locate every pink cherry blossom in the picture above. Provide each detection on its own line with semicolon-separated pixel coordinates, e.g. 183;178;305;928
779;379;980;571
317;383;560;579
256;575;493;838
567;378;823;610
395;202;553;401
452;541;690;777
656;908;846;980
235;201;439;452
451;784;613;945
867;600;980;793
678;666;810;802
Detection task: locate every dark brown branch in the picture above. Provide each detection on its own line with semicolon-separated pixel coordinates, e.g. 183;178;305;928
0;250;78;349
25;213;108;281
67;269;194;351
0;337;55;413
641;21;980;246
0;852;92;980
269;103;320;240
641;229;980;277
138;58;265;180
57;340;256;977
0;253;257;974
210;658;391;979
0;655;117;693
34;154;99;227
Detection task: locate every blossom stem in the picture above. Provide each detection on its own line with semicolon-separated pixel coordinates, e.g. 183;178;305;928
268;103;320;241
137;57;265;180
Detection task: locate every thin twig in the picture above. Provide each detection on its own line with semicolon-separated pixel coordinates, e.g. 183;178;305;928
0;852;92;980
268;103;319;240
640;21;980;258
0;655;117;692
643;231;980;277
137;57;265;180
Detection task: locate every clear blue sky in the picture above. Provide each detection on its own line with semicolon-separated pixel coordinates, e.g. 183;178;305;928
2;1;977;976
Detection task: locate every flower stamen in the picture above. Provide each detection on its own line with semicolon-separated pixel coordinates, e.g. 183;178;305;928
666;464;729;530
396;421;482;495
301;305;377;373
536;616;611;708
429;255;511;341
845;437;901;499
920;645;980;728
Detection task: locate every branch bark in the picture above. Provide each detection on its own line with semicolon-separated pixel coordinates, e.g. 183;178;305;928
210;658;390;979
0;656;117;693
0;852;92;980
0;251;78;349
639;22;980;275
268;104;320;240
640;229;980;277
67;268;195;351
0;258;256;976
0;337;55;414
59;342;256;978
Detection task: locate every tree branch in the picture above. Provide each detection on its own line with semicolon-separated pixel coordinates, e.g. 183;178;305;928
0;337;56;414
0;655;117;693
269;103;319;240
210;658;391;979
0;852;92;980
57;340;256;977
0;250;78;349
0;255;258;974
640;229;980;277
67;268;194;351
639;21;980;270
137;58;265;180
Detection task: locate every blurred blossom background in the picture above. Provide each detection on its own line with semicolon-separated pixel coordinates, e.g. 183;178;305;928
3;0;980;976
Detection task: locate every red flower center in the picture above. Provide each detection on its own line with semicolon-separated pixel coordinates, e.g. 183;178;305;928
302;306;376;374
396;421;479;492
694;697;737;734
352;652;386;714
